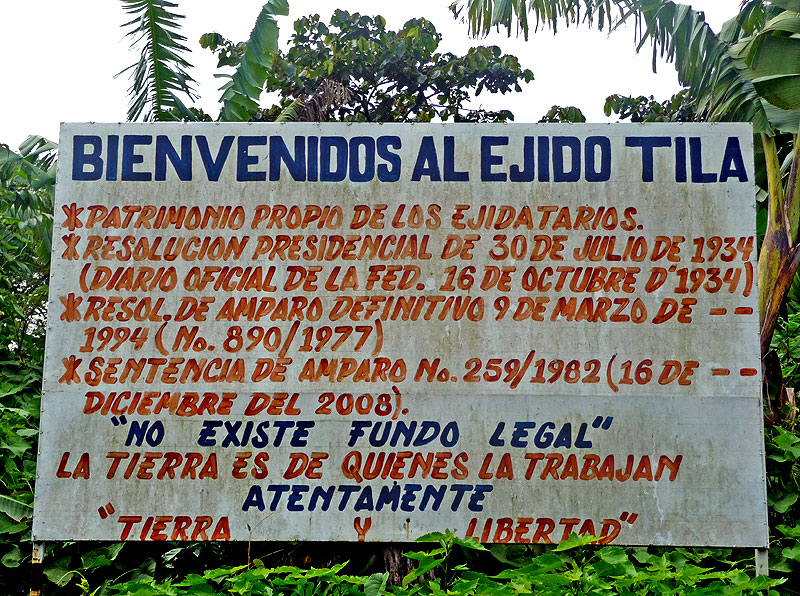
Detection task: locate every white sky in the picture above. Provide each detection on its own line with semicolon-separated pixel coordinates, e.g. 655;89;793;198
1;1;734;148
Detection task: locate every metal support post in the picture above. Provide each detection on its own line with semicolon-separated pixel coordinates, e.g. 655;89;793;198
755;548;769;577
30;542;44;596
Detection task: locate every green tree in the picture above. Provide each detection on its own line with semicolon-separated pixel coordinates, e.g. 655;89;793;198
0;136;55;363
201;10;533;123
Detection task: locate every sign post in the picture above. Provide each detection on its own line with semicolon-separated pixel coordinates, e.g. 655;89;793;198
34;123;767;548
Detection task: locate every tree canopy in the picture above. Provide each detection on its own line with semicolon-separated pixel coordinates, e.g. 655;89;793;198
201;9;533;123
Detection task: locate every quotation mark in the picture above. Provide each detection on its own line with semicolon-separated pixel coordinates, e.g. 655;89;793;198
111;415;128;426
97;503;115;520
592;416;613;430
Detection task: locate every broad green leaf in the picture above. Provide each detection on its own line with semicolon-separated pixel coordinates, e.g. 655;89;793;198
598;546;630;565
772;0;800;12
364;572;388;596
1;434;30;457
762;12;800;34
0;495;32;522
81;543;125;569
776;523;800;537
43;556;74;587
488;544;529;568
415;531;449;543
772;492;798;513
451;534;489;551
0;382;28;398
763;100;800;133
0;515;27;536
770;555;794;573
402;556;444;586
773;427;800;447
554;532;599;551
755;74;800;110
1;546;22;568
631;549;658;565
750;35;800;78
175;573;212;587
450;577;480;595
782;543;800;561
204;565;240;579
494;554;565;580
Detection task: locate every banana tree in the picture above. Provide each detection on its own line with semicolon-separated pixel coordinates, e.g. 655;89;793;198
451;0;800;359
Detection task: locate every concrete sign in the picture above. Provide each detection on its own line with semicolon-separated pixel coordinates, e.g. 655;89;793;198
34;123;767;546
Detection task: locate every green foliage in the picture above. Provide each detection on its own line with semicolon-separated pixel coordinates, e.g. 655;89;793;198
397;531;781;596
449;0;623;40
764;424;800;585
450;0;800;135
252;10;533;122
107;561;380;595
0;135;55;267
0;136;53;362
538;91;698;124
603;90;697;122
274;79;353;123
760;304;800;582
538;105;586;122
401;531;487;589
771;309;800;388
211;0;289;122
729;7;800;111
622;1;770;132
119;0;199;121
96;532;782;596
0;137;53;594
198;32;246;69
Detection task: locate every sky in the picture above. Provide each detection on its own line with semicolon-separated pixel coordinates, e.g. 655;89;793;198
0;0;735;148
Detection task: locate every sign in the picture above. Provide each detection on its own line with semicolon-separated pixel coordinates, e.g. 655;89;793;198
34;123;767;546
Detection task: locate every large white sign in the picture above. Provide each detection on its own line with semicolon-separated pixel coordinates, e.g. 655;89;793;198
34;123;766;546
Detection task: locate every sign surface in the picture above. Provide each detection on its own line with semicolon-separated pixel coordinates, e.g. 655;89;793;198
34;123;767;546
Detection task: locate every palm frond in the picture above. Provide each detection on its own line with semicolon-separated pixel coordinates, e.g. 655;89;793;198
451;0;777;132
118;0;198;121
622;0;770;132
218;0;289;121
449;0;622;39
